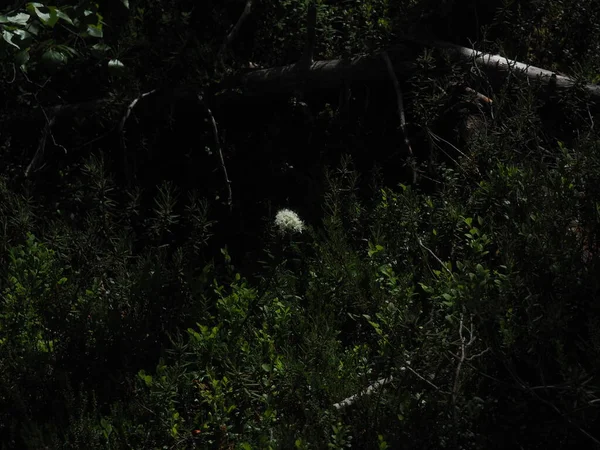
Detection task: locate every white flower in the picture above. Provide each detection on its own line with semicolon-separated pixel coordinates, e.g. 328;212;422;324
275;208;305;234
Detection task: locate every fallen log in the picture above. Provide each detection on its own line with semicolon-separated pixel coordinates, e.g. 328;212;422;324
238;39;600;105
430;40;600;104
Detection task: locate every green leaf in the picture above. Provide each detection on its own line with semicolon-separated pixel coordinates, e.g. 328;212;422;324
53;45;77;58
2;30;20;49
27;3;59;27
1;12;30;25
120;0;130;8
108;58;125;76
56;9;74;25
90;42;111;59
2;29;32;50
42;49;67;66
86;23;103;38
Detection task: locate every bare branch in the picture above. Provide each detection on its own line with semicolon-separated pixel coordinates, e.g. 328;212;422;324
417;237;454;279
25;114;56;178
198;94;233;212
381;51;417;184
118;89;158;134
428;39;600;104
333;376;394;410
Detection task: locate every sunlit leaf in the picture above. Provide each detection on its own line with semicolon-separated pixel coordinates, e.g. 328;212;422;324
56;9;74;25
86;24;103;38
27;3;59;28
120;0;130;8
2;30;20;48
2;29;32;50
91;43;111;52
108;58;125;76
0;12;30;25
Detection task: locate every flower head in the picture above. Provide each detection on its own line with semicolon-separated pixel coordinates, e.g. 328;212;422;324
275;208;305;235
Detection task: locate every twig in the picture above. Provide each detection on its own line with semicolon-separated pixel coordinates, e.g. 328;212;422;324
463;86;493;106
39;102;67;155
403;364;446;393
25;114;55;177
118;89;158;134
417;237;454;279
381;51;417;184
452;314;476;406
218;0;254;61
197;94;233;212
118;89;157;183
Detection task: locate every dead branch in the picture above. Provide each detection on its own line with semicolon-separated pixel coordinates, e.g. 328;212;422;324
381;51;417;184
333;376;394;410
118;89;158;134
451;314;476;408
197;94;233;212
25;114;56;178
239;53;417;94
429;40;600;104
118;90;158;183
218;0;254;61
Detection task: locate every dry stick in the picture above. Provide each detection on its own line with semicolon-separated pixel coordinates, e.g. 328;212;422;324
198;94;233;212
463;86;493;105
417;237;454;279
25;114;56;178
333;376;394;410
218;0;254;61
118;89;158;134
118;89;157;182
25;92;74;177
451;315;476;408
381;51;417;184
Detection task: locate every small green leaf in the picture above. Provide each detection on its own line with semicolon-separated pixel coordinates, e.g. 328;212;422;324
91;43;111;53
86;23;103;38
108;58;125;76
56;9;74;25
42;49;68;66
120;0;130;8
261;363;271;372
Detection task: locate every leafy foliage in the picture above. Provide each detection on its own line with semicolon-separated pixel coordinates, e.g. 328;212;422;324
1;0;600;449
